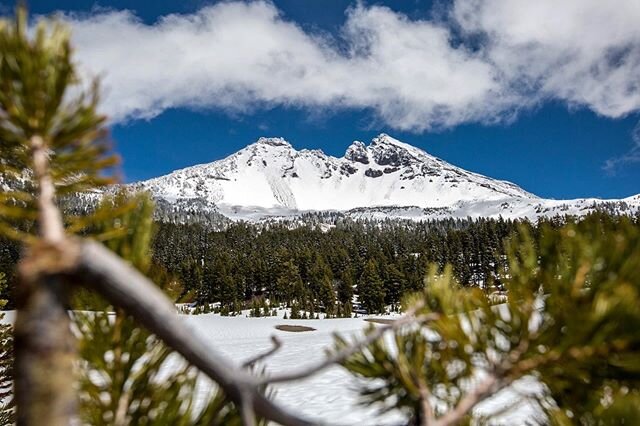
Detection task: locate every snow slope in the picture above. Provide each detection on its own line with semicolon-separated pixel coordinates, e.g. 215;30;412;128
136;134;530;210
131;134;639;222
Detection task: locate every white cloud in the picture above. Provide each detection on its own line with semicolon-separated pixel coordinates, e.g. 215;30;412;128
453;0;640;117
59;0;640;131
61;2;502;130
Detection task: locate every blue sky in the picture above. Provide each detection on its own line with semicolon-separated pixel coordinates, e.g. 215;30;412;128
11;0;640;199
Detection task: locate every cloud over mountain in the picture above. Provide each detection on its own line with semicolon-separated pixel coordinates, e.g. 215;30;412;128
453;0;640;118
61;0;640;131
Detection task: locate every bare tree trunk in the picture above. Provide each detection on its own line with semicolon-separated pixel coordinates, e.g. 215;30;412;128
13;136;76;425
13;268;75;426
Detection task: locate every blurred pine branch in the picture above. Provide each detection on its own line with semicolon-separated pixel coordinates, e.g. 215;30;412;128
339;216;640;425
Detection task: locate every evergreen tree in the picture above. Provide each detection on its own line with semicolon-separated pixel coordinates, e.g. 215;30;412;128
317;274;336;316
0;272;13;425
337;267;355;306
382;263;405;309
358;259;386;314
212;253;237;310
290;302;301;320
275;260;303;305
0;238;18;308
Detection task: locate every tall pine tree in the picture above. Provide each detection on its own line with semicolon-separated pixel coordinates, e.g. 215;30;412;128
358;258;386;314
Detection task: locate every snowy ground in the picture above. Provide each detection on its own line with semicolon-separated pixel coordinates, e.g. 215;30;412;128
1;310;543;424
179;311;542;425
182;312;406;425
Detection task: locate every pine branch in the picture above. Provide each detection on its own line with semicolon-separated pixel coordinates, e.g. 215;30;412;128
30;135;64;244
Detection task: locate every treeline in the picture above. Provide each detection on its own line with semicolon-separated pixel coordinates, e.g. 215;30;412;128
1;212;638;314
152;216;522;315
152;212;640;315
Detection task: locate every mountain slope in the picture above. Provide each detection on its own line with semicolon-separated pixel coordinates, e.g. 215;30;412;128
136;134;534;212
131;134;639;222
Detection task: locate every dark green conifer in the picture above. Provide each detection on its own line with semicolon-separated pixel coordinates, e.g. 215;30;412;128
358;259;386;314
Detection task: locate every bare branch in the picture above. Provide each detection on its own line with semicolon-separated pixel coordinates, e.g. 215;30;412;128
427;332;529;425
74;239;317;426
260;304;439;385
417;379;436;426
243;336;283;369
114;389;132;426
240;391;257;426
30;135;65;244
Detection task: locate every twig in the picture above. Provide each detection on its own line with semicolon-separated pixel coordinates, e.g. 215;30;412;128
474;383;535;422
243;336;283;369
429;328;533;425
432;374;503;426
417;378;436;426
260;304;439;385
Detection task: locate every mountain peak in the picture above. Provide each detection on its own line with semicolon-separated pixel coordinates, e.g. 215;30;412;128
371;133;394;144
255;137;291;147
371;133;434;156
137;134;538;215
368;134;430;167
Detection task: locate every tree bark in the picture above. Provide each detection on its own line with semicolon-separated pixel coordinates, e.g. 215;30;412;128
14;247;76;426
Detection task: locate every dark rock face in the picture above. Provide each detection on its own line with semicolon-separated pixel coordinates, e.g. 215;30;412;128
345;141;369;164
340;163;357;176
375;149;400;166
421;164;441;176
365;168;383;178
256;137;290;147
400;169;417;180
370;140;418;168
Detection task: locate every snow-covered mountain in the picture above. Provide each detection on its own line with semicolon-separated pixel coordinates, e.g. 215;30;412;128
131;134;639;222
